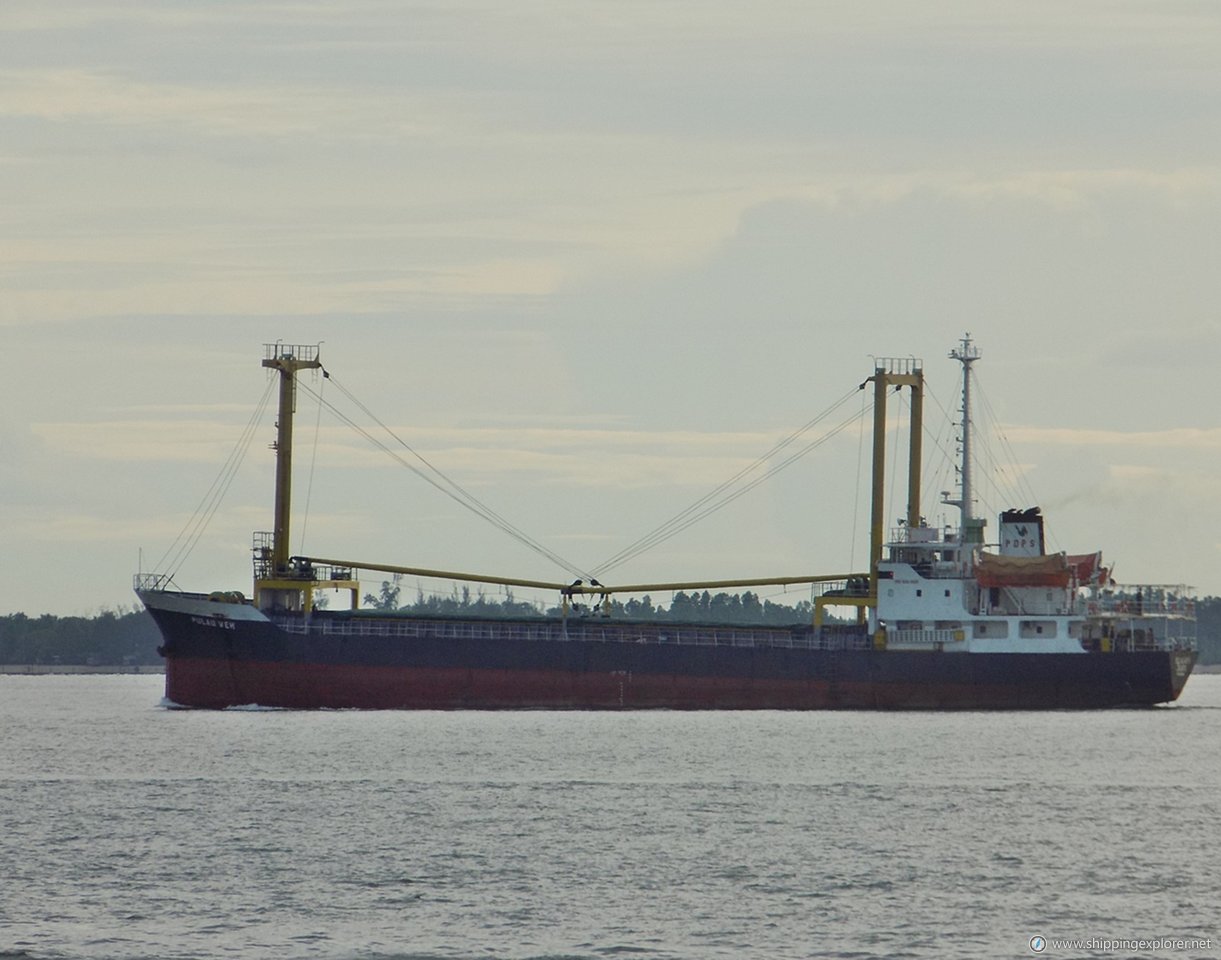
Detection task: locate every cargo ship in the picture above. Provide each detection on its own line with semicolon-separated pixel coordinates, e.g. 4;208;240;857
135;338;1196;709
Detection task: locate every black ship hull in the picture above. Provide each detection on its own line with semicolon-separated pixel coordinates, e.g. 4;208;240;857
142;591;1196;710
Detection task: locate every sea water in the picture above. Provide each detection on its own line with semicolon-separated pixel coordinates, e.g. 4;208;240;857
0;674;1218;960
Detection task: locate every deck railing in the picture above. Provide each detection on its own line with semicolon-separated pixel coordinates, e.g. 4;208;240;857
133;572;175;592
274;614;874;652
889;628;960;646
1086;586;1195;619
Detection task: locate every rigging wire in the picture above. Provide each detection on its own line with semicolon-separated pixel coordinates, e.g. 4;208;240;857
298;374;593;581
888;387;905;529
589;386;863;578
849;386;868;571
918;364;1049;548
591;390;872;578
971;378;1060;551
968;436;1010;522
974;378;1043;510
918;376;960;524
155;375;277;578
298;368;326;555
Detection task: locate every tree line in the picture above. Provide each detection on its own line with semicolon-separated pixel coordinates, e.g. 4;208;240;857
0;608;162;666
364;577;819;626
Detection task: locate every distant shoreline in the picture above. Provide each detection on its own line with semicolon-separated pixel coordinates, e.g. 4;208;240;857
0;664;165;675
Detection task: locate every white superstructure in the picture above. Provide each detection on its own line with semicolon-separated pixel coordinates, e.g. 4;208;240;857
861;336;1194;656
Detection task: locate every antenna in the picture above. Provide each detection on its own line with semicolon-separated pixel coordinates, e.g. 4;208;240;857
945;334;986;548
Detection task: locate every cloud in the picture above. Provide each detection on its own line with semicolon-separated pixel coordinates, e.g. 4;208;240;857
7;1;1221;612
30;419;263;464
0;69;340;135
1003;426;1221;449
29;416;838;489
947;167;1221;208
1094;321;1221;370
1106;463;1217;501
5;501;263;545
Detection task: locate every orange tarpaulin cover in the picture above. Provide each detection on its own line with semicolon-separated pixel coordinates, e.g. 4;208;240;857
975;551;1072;588
1066;551;1108;585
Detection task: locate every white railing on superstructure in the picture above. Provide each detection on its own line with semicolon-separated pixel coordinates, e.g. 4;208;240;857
889;628;960;646
888;525;953;545
812;579;870;599
1083;584;1197;652
263;342;319;364
133;573;175;591
1105;628;1196;653
1085;585;1195;619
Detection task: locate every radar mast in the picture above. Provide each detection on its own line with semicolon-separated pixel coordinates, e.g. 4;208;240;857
944;334;986;548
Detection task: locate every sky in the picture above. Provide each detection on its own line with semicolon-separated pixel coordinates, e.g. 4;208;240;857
2;0;1220;616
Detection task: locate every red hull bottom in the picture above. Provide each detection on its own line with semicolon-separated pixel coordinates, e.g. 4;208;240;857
166;657;1180;710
